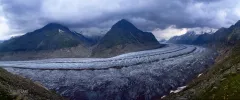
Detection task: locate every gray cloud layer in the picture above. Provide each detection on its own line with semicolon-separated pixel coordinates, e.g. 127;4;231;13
0;0;240;39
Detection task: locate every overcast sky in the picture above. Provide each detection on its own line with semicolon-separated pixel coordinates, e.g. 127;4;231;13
0;0;240;40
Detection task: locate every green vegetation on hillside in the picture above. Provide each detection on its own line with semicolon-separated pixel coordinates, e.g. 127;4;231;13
164;20;240;100
164;44;240;100
0;68;65;100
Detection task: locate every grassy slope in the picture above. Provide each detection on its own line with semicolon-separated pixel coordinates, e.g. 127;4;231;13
164;44;240;100
0;68;65;100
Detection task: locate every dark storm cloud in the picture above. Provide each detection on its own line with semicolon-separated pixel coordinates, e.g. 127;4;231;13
0;0;239;39
0;0;43;30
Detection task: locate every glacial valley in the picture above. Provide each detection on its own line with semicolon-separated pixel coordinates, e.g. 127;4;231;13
0;44;216;100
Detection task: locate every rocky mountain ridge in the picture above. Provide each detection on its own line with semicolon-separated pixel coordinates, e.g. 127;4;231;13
92;19;163;57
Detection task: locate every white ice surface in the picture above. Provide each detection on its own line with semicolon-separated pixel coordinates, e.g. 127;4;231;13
0;44;216;100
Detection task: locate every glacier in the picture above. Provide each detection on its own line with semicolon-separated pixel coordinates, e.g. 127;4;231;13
0;44;216;100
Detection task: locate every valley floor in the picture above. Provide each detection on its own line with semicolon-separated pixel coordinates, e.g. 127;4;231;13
0;44;216;100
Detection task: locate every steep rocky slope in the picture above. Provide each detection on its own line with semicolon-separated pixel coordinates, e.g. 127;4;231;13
0;23;93;60
168;31;200;44
0;23;92;52
163;20;240;100
92;19;163;57
0;45;91;61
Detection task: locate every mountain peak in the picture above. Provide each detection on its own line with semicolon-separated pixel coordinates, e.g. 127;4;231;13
42;23;68;30
118;19;129;23
0;22;92;52
185;31;196;35
46;23;62;26
92;19;161;57
112;19;137;30
45;23;64;27
235;20;240;26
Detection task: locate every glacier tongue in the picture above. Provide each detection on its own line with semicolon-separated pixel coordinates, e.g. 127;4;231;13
0;44;216;100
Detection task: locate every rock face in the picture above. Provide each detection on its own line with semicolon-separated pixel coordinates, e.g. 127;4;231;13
92;19;163;57
0;23;92;52
168;31;200;44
